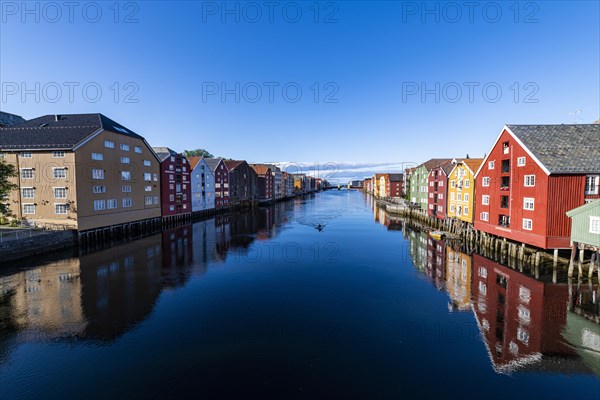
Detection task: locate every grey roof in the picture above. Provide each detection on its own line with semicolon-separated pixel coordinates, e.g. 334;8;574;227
152;147;178;161
0;113;144;150
507;124;600;174
0;111;26;127
388;173;404;182
204;158;225;172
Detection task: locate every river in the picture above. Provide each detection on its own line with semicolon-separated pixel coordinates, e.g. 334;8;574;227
1;190;598;399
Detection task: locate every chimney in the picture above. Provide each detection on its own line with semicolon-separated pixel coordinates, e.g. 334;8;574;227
55;115;60;121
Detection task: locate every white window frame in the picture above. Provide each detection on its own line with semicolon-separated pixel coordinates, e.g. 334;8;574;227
590;216;600;234
143;160;151;167
488;161;495;170
107;199;118;209
482;177;490;187
53;168;67;179
122;198;133;208
134;146;142;154
121;171;131;181
120;144;130;151
104;140;115;148
524;175;535;187
482;195;490;205
92;169;105;180
523;197;534;210
522;218;533;230
145;185;152;192
21;187;35;199
54;203;68;214
144;173;152;181
93;185;106;194
23;203;36;214
20;152;32;158
92;152;104;160
585;175;599;195
54;187;67;199
120;156;130;164
122;186;132;193
480;212;489;221
94;200;106;211
145;196;153;205
21;168;34;179
52;151;65;158
517;157;526;166
464;206;469;215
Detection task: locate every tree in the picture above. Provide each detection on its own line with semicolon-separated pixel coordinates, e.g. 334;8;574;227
0;159;17;217
182;149;214;158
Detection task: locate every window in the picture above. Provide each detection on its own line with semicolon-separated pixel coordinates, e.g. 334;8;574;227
20;152;32;158
522;218;533;230
517;157;526;166
23;204;36;214
55;204;68;214
144;173;152;181
21;169;34;179
482;177;490;187
121;156;130;164
54;187;67;198
503;141;510;154
464;206;469;215
169;205;175;211
170;156;175;162
21;188;35;198
153;174;158;181
94;200;106;211
524;175;535;187
143;160;151;167
590;216;600;234
450;192;455;200
145;196;153;205
464;179;470;188
104;140;115;148
524;197;534;210
145;185;152;192
134;146;142;154
53;151;65;158
169;164;174;171
169;194;175;201
169;175;174;181
122;198;133;208
153;196;159;204
464;193;469;202
450;204;455;212
488;161;495;169
501;159;510;173
107;199;118;209
92;152;104;160
93;185;106;194
585;175;599;195
120;144;130;151
517;327;529;344
457;193;462;201
480;212;489;221
53;168;67;178
121;171;131;181
122;186;132;193
92;169;104;180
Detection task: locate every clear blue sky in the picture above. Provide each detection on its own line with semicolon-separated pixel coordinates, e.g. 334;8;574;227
1;1;598;181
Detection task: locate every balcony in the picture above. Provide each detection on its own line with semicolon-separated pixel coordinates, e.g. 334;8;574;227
498;215;510;228
500;176;510;191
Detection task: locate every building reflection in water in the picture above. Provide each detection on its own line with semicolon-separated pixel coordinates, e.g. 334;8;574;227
0;203;290;354
402;223;599;376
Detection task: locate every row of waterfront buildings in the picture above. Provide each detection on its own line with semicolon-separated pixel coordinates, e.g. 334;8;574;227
0;112;325;233
364;123;600;252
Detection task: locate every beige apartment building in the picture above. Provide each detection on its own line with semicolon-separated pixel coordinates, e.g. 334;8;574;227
0;114;161;231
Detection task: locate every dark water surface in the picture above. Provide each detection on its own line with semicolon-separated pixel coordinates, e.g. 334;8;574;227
1;191;599;399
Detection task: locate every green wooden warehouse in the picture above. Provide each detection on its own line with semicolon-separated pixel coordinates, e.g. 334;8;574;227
566;199;600;278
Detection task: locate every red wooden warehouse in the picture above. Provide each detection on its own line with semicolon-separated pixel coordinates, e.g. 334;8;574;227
473;124;600;249
428;160;455;220
153;147;192;223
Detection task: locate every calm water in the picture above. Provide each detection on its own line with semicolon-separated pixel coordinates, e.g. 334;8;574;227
1;191;599;399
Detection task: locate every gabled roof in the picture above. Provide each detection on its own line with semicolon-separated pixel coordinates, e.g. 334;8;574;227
250;164;271;176
449;158;484;178
224;160;244;170
0;111;26;127
566;199;600;218
152;147;179;161
506;124;600;174
388;173;404;182
204;158;225;172
431;160;457;176
187;156;201;170
418;158;454;172
0;113;145;150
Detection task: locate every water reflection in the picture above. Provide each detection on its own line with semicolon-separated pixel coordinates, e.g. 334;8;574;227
0;202;292;350
373;205;599;376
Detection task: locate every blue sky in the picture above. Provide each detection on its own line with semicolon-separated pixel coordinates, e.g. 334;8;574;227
1;1;599;182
